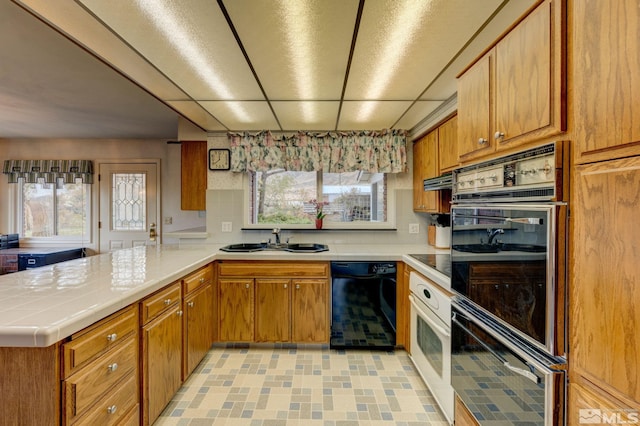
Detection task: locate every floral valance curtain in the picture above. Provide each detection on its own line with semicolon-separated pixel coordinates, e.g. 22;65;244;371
228;129;408;173
2;160;94;184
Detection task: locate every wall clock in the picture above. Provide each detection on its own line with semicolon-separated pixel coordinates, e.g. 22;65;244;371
209;149;231;170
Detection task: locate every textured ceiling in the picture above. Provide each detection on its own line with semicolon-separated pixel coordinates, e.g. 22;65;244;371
2;0;537;138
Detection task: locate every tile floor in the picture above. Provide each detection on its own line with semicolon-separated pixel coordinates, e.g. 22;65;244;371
155;345;449;425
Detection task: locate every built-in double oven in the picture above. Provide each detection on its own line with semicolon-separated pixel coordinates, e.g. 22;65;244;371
449;142;569;425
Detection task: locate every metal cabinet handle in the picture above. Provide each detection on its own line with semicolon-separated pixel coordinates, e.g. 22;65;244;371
187;301;194;308
106;333;117;342
107;363;118;372
284;284;288;289
246;283;250;289
295;284;300;289
199;277;205;283
107;405;117;414
478;138;488;145
177;310;183;317
494;131;505;139
164;298;172;305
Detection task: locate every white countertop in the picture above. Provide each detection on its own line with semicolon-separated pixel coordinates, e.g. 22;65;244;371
0;243;448;348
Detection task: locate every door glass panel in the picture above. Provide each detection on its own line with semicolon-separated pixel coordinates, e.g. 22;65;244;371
112;172;146;231
417;315;443;377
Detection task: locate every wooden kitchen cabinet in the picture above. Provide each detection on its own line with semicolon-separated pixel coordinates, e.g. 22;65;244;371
572;0;640;164
256;278;291;342
181;140;207;211
457;0;565;163
455;394;480;426
182;264;214;378
438;115;459;172
570;156;640;407
140;282;183;426
568;381;639;426
61;304;139;425
413;130;449;213
397;262;410;351
291;278;329;343
217;261;330;343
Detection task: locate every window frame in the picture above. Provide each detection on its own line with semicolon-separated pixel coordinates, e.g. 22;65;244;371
15;180;93;245
243;171;396;230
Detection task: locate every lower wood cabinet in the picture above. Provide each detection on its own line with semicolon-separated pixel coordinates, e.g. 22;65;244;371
455;394;479;426
183;282;214;378
140;282;183;426
217;261;330;344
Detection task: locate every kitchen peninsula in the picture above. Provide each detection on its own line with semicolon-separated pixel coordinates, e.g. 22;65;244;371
0;243;445;425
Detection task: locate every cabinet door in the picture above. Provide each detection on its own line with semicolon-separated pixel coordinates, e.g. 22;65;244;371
494;3;551;146
457;54;492;162
183;283;213;378
141;304;183;426
219;279;254;342
569;382;638;426
573;0;640;163
413;132;439;212
181;140;207;210
571;157;640;403
292;279;328;343
255;279;291;342
438;115;458;172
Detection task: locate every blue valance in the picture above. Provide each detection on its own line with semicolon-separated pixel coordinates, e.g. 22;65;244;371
3;160;94;184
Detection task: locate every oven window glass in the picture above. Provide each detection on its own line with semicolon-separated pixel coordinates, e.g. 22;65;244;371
416;316;443;378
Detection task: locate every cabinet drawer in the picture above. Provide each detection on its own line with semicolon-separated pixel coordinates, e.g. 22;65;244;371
63;335;137;422
218;261;329;278
140;282;181;324
73;373;138;426
63;305;138;376
183;264;213;294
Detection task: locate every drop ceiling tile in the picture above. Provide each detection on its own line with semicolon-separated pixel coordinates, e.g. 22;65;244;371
345;0;503;101
394;101;443;130
224;0;359;100
271;102;340;131
199;101;279;131
337;101;413;130
78;0;264;100
167;101;226;132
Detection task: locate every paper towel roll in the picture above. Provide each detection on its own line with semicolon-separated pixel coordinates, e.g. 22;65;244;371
435;226;451;248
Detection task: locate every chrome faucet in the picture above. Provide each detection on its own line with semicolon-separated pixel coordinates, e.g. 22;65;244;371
487;228;504;245
272;228;281;246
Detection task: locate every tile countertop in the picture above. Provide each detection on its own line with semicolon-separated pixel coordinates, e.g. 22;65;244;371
0;243;449;348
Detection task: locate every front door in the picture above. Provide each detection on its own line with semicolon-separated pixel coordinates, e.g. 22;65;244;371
99;162;159;252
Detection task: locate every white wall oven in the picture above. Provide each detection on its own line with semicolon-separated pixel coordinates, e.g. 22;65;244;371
409;271;454;424
450;142;568;424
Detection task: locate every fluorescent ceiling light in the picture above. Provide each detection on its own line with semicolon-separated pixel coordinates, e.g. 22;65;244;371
132;0;251;122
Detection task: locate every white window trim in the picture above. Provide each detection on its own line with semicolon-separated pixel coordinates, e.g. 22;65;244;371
241;172;397;230
14;181;93;247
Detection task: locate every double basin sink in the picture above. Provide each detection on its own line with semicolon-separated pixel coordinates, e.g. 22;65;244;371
220;242;329;253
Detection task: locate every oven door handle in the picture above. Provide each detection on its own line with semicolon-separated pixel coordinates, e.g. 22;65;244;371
454;213;543;225
452;313;540;384
409;295;450;337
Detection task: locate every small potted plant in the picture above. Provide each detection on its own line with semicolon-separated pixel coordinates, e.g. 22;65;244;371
309;199;328;229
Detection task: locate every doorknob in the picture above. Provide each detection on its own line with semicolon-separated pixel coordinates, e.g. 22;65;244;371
149;223;157;241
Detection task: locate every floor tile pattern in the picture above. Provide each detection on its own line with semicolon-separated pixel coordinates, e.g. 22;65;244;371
155;346;449;425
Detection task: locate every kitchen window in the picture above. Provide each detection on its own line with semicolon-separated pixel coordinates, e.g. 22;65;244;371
247;170;391;228
17;181;91;241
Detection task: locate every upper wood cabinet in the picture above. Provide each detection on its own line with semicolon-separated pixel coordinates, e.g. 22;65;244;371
181;140;207;211
572;0;640;164
457;0;566;163
413;122;453;213
571;156;640;406
438;115;459;172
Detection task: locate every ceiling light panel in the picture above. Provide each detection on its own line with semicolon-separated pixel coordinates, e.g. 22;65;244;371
394;101;443;130
271;101;340;130
338;101;413;130
199;101;280;131
78;0;264;103
345;0;503;107
223;0;358;101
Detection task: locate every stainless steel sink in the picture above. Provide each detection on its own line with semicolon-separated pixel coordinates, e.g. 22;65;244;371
282;243;329;253
219;242;328;253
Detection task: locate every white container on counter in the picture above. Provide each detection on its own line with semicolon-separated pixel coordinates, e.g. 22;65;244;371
435;226;451;249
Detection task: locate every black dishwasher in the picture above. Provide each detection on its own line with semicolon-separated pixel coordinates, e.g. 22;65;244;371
330;261;397;350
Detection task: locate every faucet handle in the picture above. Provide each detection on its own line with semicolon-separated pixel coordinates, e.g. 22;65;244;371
272;228;280;234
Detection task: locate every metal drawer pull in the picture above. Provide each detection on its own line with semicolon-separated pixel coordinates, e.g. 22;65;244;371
106;333;117;342
187;301;194;308
199;278;205;283
107;405;117;414
164;298;172;305
177;310;183;317
107;363;118;372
